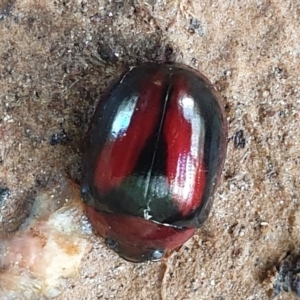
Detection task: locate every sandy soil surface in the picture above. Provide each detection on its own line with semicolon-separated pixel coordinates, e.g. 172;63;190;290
1;0;300;299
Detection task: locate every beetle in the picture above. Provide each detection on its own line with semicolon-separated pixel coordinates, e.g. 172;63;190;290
81;62;227;262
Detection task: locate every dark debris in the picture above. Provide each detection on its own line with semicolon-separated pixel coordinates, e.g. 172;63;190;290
188;18;205;36
234;130;246;149
97;42;118;63
273;250;300;298
0;0;15;20
50;130;71;146
0;187;10;206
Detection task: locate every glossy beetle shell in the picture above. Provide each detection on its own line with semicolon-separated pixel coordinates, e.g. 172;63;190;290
81;62;227;262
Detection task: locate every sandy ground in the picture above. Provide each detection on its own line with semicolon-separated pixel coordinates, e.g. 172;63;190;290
1;0;300;299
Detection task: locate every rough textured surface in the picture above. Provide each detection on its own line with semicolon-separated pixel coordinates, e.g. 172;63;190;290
0;0;300;299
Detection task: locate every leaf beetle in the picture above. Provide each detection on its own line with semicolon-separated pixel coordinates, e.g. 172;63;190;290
81;62;227;262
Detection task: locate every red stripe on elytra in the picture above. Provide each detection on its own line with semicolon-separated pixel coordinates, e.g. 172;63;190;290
163;76;206;216
94;72;166;193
